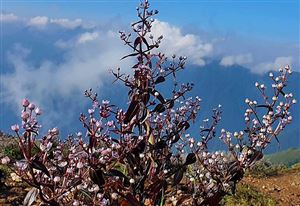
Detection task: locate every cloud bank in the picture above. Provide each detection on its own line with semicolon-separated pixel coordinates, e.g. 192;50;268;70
151;20;213;66
220;53;253;67
1;12;299;132
1;29;131;129
0;13;19;22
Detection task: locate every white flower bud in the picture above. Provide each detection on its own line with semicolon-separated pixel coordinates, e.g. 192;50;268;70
35;107;42;115
277;83;283;89
28;103;35;110
73;200;80;206
76;162;83;169
11;124;19;132
1;156;10;164
54;176;61;182
111;193;118;200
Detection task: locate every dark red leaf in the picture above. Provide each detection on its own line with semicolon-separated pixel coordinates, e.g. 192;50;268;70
31;160;50;177
142;92;150;105
154;76;165;84
256;104;273;111
154;139;167;149
149;89;165;104
121;52;139;60
178;121;190;131
142;37;150;49
89;168;105;187
165;99;174;109
132;63;139;69
173;168;185;186
124;101;139;124
133;37;142;49
137;107;148;123
184;153;196;165
170;133;180;144
152;104;165;113
124;193;140;206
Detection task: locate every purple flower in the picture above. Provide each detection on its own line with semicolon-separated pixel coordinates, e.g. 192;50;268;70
107;120;114;127
1;156;10;164
28;103;35;110
35;107;42;115
11;124;20;132
21;112;30;121
102;100;110;105
22;98;30;107
51;127;59;135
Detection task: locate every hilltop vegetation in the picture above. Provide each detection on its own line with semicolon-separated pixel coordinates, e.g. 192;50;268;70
265;148;300;167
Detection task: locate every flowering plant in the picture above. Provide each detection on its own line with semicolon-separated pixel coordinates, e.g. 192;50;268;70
1;1;296;205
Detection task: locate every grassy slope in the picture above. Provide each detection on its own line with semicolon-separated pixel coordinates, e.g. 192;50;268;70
265;148;300;167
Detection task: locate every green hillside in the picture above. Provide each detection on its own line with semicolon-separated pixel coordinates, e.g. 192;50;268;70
265;148;300;167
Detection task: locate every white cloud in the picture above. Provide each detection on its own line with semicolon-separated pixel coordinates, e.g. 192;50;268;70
253;56;293;74
55;32;100;49
50;18;83;29
220;53;253;66
27;16;49;27
77;32;99;44
1;31;131;129
0;13;19;22
151;20;213;66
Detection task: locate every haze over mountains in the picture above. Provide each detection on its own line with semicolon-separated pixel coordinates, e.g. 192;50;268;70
1;58;299;153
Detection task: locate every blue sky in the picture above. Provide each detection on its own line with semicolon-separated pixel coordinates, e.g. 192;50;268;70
1;0;299;139
3;0;299;42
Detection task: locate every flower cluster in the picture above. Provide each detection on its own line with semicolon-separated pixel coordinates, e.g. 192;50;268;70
1;1;296;205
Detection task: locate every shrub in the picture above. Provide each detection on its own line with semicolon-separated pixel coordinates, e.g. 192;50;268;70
221;183;277;206
3;144;23;160
265;148;300;167
0;165;11;179
3;141;40;161
0;0;296;205
291;162;300;171
246;160;287;178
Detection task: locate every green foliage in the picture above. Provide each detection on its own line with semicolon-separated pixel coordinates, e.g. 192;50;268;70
221;183;277;206
3;143;40;160
0;165;11;179
291;162;300;171
3;144;23;160
265;148;300;167
246;160;287;178
113;162;128;175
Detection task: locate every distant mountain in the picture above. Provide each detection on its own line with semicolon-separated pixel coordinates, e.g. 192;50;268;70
265;148;300;167
97;61;300;152
173;62;300;153
1;61;299;153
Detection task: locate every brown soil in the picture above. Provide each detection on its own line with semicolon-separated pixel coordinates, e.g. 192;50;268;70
243;169;300;206
0;181;30;206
